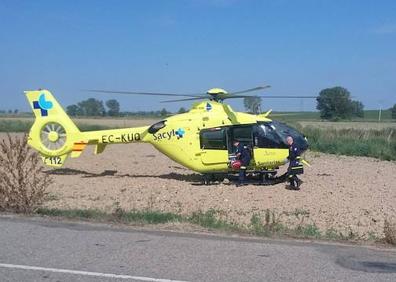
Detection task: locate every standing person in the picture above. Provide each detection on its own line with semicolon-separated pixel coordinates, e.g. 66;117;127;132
286;136;303;190
233;140;251;186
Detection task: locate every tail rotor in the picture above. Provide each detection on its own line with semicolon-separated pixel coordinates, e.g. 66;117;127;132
40;122;67;151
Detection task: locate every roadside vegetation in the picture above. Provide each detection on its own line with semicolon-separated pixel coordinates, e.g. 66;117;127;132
35;207;326;240
0;134;51;213
35;207;396;245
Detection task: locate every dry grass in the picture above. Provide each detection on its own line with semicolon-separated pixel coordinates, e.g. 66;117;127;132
298;121;396;130
384;219;396;245
0;134;52;213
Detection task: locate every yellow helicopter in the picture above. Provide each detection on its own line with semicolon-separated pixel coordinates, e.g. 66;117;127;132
25;86;313;184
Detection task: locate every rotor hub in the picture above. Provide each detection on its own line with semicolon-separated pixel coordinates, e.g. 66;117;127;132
48;131;59;142
206;88;228;95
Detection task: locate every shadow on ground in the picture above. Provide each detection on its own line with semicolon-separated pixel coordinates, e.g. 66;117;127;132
336;256;396;273
45;168;206;183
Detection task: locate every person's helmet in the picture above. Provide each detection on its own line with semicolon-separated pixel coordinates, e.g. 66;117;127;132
231;160;241;170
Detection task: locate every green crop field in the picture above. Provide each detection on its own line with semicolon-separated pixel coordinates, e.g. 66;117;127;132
271;109;392;122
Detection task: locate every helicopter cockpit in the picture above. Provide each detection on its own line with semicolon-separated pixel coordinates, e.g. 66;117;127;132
254;121;308;152
226;121;308;153
199;121;308;163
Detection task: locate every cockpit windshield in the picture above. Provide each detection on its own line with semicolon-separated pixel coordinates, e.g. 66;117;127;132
253;123;287;148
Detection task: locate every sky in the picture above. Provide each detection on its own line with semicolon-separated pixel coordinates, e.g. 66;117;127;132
0;0;395;112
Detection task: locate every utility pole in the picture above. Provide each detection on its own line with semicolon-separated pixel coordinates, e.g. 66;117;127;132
378;100;384;122
378;107;382;122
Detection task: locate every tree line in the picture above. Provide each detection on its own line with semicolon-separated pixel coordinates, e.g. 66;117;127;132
63;87;395;120
65;98;187;117
244;86;396;120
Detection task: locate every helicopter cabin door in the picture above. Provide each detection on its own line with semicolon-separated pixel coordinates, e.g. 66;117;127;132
228;125;254;160
199;127;229;167
228;125;254;151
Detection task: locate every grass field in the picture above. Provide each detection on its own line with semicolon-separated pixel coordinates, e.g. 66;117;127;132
297;121;396;130
271;109;393;122
301;127;395;161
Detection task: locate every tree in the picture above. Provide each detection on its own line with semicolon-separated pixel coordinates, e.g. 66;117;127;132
243;96;262;114
351;100;364;118
178;107;187;114
105;99;120;116
391;104;396;119
78;98;106;116
160;108;169;117
66;104;82;116
316;87;355;120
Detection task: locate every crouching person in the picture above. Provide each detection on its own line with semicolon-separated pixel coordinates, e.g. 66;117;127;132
233;140;252;187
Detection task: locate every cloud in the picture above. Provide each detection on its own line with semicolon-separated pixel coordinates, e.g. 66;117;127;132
372;23;396;34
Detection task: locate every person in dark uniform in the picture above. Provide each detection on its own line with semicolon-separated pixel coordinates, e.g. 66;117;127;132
233;140;252;186
286;136;303;190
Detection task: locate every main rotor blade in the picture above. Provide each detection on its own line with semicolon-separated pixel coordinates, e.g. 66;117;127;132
160;97;207;103
162;94;318;102
260;95;318;98
85;89;203;98
224;95;318;99
229;85;271;95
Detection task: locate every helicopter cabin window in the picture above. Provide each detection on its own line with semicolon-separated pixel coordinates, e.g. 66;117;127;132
253;123;287;148
232;126;253;145
200;128;227;150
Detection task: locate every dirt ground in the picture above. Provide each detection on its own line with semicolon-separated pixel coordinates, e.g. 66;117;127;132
33;141;395;239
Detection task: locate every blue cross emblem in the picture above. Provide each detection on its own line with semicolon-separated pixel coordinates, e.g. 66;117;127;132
175;128;185;139
33;93;53;117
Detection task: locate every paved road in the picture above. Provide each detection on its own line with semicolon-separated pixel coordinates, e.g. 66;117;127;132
0;215;395;282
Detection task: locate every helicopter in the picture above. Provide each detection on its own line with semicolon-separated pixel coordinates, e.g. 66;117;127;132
25;86;314;184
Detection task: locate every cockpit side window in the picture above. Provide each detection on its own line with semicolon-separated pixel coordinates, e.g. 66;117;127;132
253;124;286;148
269;121;308;151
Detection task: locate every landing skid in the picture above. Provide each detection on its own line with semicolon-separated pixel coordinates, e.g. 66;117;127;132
200;171;289;186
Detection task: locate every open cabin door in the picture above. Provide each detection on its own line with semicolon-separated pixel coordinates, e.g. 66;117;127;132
198;124;256;166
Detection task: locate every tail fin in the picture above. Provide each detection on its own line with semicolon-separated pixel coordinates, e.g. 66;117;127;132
25;89;82;167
